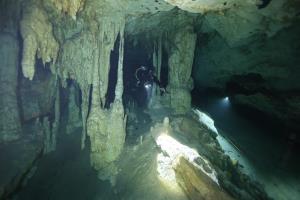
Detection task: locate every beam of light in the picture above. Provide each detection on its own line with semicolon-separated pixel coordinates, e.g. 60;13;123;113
156;134;219;189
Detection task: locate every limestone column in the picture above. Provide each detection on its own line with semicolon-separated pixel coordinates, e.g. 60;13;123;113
168;26;196;114
86;18;126;184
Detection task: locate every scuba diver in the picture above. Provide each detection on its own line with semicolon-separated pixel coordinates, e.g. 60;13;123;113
135;65;167;95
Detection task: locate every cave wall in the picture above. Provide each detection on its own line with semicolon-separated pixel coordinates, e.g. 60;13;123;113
0;33;21;142
193;25;300;92
0;0;22;142
192;0;300;130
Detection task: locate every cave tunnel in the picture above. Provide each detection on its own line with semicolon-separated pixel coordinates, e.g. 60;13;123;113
1;1;300;200
123;40;153;108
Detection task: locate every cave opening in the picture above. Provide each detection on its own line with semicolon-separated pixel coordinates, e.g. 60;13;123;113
123;40;153;108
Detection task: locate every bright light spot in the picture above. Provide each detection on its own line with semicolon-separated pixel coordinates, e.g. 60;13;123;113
193;109;218;134
221;96;230;105
156;134;219;187
144;83;151;89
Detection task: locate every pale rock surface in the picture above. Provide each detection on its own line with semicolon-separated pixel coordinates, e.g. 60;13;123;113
175;157;234;200
20;2;59;80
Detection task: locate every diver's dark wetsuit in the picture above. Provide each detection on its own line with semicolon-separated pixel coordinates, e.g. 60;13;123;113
135;66;167;95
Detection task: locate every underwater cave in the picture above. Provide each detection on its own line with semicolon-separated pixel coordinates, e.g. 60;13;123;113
0;0;300;200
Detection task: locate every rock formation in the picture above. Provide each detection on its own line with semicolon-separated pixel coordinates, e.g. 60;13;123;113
0;0;299;198
168;26;196;114
20;2;59;80
66;83;82;134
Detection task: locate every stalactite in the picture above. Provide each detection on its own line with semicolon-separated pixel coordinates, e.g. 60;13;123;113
43;79;60;154
115;23;125;101
87;18;126;184
98;18;122;105
150;36;163;107
49;0;85;20
80;84;90;149
20;3;59;80
157;36;162;84
52;78;61;151
66;83;81;134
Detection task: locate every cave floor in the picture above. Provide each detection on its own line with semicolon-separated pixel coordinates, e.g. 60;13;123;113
14;128;117;200
11;103;300;200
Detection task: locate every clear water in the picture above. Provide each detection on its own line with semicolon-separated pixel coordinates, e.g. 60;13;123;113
192;91;300;200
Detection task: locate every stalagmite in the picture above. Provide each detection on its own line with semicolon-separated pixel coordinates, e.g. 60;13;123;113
20;3;59;80
168;26;196;114
86;18;127;184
